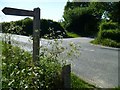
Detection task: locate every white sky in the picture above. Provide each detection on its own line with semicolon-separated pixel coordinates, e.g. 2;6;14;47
0;0;68;22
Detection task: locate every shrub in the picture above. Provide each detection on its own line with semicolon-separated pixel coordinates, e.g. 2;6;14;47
99;21;118;31
2;33;80;89
2;18;66;39
97;21;120;43
100;29;120;42
101;39;120;48
63;7;98;37
2;42;63;89
41;19;66;39
91;38;120;48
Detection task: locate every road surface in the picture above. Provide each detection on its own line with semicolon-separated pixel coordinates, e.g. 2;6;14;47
0;34;119;88
61;38;118;88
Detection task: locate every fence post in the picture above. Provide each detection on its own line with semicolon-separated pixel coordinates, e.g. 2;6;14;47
62;64;71;89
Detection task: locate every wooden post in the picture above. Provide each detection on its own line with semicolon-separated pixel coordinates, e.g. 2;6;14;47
2;7;41;65
33;8;40;65
118;49;120;87
62;64;71;89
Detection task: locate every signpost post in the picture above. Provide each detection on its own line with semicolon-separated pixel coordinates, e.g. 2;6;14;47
2;7;40;65
33;8;40;65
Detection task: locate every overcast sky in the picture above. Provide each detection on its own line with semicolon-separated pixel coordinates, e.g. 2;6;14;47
0;0;69;22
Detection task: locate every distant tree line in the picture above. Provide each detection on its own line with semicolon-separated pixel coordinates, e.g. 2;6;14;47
2;1;120;38
62;1;120;37
2;18;66;39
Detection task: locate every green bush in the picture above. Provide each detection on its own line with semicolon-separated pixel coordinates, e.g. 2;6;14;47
1;41;95;89
95;21;120;48
1;33;80;89
2;42;62;89
66;32;80;38
2;18;66;39
100;29;120;42
91;38;120;48
63;7;98;37
100;39;119;47
99;21;118;31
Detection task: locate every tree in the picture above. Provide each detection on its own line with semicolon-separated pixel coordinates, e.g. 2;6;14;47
89;2;113;20
64;1;89;11
63;1;98;36
62;1;120;37
2;18;66;38
109;2;120;23
41;19;66;38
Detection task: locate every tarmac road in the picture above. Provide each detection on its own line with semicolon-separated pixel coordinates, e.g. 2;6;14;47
60;37;119;88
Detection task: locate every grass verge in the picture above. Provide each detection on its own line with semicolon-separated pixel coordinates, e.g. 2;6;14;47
71;73;96;89
66;32;80;38
91;38;120;48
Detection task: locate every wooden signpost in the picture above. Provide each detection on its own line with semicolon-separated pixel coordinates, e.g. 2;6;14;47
2;7;40;65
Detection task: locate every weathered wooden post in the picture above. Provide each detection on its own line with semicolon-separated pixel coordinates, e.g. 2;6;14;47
2;7;40;65
62;64;71;89
33;8;40;65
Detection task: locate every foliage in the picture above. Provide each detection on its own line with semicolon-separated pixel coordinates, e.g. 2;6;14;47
2;18;66;39
91;38;120;48
62;1;120;37
99;29;120;42
91;20;120;48
71;73;96;89
97;21;120;42
63;1;100;37
2;21;24;35
89;2;113;20
99;21;119;31
67;32;80;38
64;1;89;11
89;2;120;23
40;19;66;39
2;42;62;89
109;2;120;23
2;40;97;89
1;29;80;89
63;6;98;37
21;18;33;36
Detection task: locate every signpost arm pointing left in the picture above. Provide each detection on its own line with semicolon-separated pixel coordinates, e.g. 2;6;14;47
2;7;34;16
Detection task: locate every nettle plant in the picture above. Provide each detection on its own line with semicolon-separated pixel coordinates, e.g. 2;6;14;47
2;24;80;89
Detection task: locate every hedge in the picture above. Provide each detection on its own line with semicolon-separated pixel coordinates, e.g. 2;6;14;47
98;29;120;42
99;21;119;31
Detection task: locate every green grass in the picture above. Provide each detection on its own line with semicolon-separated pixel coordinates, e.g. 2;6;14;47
91;38;120;48
71;73;96;89
67;32;80;38
114;87;120;90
